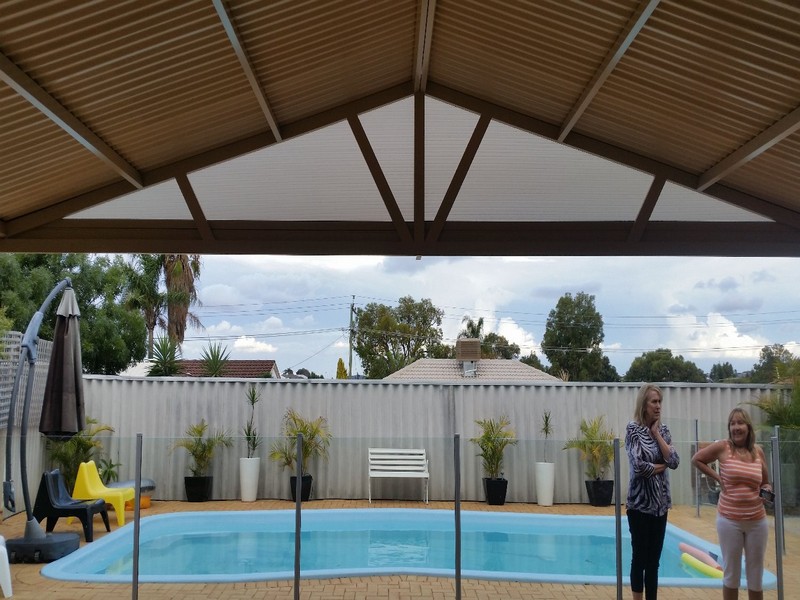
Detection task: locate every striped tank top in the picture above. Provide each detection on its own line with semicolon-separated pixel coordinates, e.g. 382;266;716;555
717;445;765;521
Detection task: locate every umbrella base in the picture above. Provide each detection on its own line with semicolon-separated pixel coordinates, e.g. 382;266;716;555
7;531;80;563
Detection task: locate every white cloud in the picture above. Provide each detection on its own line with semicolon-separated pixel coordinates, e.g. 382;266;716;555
233;336;277;354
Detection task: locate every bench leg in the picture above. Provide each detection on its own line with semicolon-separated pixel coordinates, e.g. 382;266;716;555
425;479;428;504
368;478;371;504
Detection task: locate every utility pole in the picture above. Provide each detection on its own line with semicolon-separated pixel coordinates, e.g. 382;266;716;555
348;295;354;378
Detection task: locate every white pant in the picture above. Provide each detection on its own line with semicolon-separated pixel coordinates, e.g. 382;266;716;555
716;513;768;591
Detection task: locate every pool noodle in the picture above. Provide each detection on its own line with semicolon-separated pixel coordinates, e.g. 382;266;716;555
681;552;723;579
678;542;722;570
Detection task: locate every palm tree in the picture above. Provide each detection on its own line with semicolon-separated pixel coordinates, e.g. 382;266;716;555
162;254;203;344
460;315;484;340
124;254;167;358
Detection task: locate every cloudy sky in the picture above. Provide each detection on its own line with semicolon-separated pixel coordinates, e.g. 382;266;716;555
176;255;800;379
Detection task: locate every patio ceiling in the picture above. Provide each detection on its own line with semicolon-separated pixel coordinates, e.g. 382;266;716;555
1;0;799;257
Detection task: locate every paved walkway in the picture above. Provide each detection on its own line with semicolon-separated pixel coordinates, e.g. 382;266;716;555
1;499;796;599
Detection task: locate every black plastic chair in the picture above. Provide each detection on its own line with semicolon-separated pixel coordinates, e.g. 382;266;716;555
32;469;110;542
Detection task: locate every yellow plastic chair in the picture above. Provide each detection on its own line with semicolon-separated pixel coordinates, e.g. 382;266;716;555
72;460;134;526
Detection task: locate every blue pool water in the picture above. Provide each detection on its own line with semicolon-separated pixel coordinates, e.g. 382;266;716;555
41;509;777;588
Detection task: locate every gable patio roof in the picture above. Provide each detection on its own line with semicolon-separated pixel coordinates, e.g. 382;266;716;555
1;1;799;257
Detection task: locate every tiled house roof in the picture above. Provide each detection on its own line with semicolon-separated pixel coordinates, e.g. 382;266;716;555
384;358;560;382
178;360;280;379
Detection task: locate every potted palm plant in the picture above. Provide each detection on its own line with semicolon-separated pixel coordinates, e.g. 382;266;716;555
534;410;555;506
563;415;615;506
173;419;232;502
239;385;263;502
469;415;517;505
269;408;332;501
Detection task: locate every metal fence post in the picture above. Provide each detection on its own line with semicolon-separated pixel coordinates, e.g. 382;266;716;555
454;433;461;600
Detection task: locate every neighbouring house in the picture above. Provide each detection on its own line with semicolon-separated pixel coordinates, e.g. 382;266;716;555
385;338;559;382
178;359;280;379
385;358;559;381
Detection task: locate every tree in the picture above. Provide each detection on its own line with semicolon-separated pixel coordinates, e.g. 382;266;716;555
623;348;706;383
750;344;794;383
296;368;323;379
0;307;12;339
200;342;230;376
709;361;735;382
0;253;146;374
599;355;621;382
336;358;348;379
147;336;182;376
459;316;484;340
541;292;608;381
482;332;520;359
124;254;167;359
520;351;546;371
161;254;203;344
427;341;455;358
353;296;444;378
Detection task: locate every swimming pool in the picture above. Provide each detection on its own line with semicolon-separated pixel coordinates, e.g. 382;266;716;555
41;509;777;588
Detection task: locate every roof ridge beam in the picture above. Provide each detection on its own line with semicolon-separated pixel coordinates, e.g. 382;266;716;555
0;51;143;188
413;0;437;92
212;0;282;142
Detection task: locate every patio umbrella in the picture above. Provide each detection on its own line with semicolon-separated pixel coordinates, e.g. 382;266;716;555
3;279;81;562
39;287;85;439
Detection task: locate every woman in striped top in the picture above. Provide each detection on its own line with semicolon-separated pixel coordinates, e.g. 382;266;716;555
625;383;680;600
691;408;772;600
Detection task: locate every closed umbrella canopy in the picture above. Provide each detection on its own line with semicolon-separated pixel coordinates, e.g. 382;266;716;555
39;288;85;439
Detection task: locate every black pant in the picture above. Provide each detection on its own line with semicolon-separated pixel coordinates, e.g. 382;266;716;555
627;508;667;599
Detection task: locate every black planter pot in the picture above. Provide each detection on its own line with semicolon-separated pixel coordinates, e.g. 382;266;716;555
290;474;313;502
483;477;509;505
585;479;614;507
184;476;213;502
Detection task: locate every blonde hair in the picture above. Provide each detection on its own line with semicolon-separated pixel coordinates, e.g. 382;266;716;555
633;383;662;425
727;407;756;457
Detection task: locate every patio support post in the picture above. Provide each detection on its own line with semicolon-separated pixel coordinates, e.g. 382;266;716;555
132;433;142;600
454;433;461;600
695;419;700;517
773;426;786;556
772;431;786;598
614;438;622;600
772;432;784;599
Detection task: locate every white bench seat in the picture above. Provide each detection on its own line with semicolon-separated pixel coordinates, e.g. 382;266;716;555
368;448;429;504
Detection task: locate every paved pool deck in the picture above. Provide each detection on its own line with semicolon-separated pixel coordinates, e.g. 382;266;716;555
2;499;796;599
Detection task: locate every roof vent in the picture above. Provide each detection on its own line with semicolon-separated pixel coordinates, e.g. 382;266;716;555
456;338;481;361
461;360;478;378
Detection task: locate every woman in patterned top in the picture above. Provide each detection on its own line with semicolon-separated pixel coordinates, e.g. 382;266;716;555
692;408;772;600
625;383;680;600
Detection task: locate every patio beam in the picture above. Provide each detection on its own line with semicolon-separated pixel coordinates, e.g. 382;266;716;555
0;51;143;189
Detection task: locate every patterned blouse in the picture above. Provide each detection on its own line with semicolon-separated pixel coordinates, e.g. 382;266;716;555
625;421;680;517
